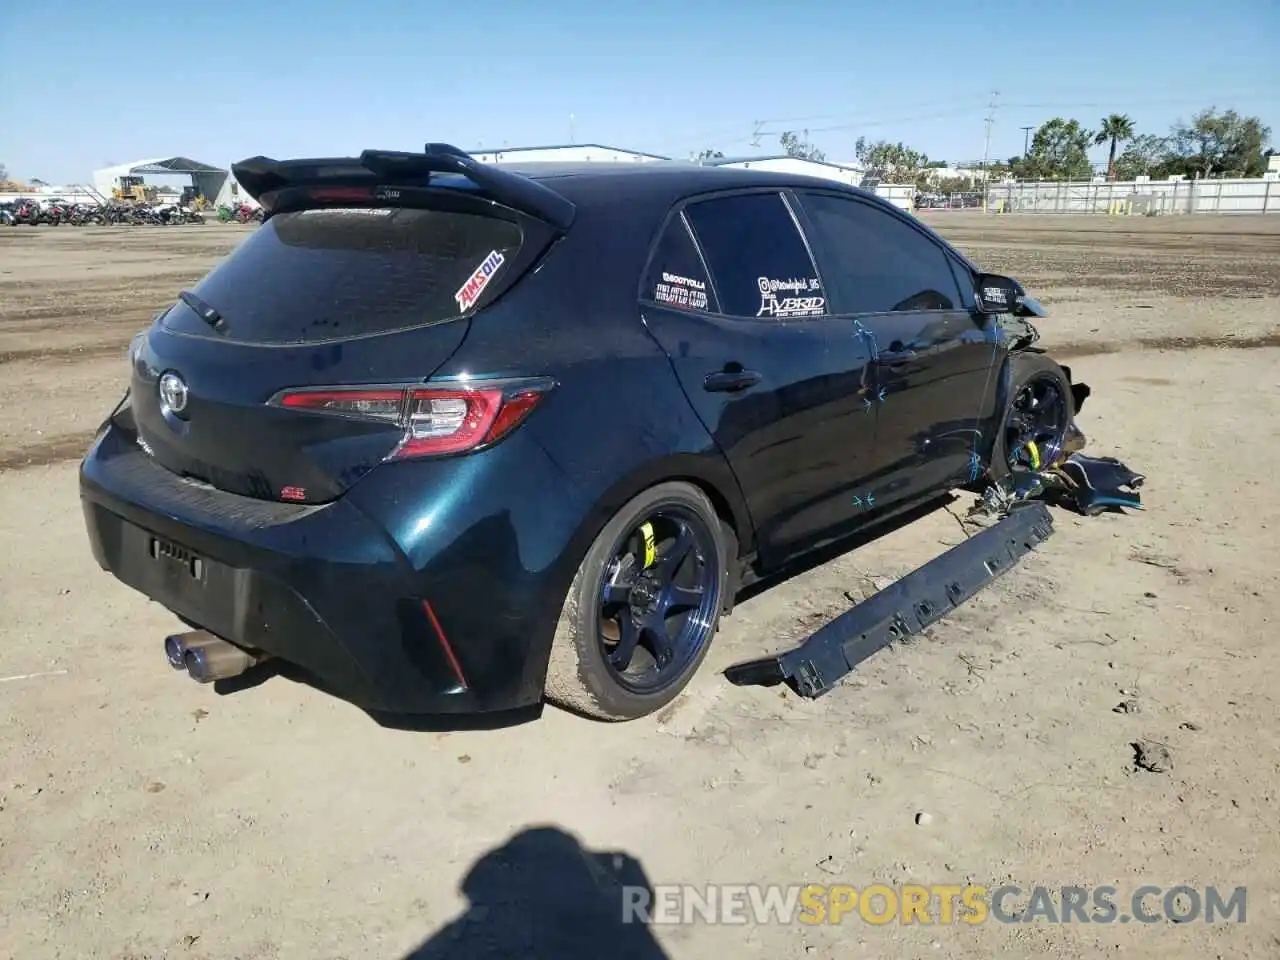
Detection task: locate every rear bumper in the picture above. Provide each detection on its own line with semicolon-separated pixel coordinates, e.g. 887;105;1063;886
79;425;556;714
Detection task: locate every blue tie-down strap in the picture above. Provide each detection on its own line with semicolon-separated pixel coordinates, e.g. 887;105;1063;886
1056;453;1145;515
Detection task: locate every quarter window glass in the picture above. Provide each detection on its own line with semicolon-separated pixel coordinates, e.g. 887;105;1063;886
797;193;962;314
684;193;826;319
642;214;716;313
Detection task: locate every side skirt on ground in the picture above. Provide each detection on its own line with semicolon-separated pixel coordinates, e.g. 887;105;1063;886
723;501;1055;699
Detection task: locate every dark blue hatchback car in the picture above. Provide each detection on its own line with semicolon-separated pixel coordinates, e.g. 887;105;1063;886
80;145;1082;721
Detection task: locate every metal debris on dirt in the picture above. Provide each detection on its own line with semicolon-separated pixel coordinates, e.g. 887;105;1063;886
970;453;1145;520
1132;739;1173;774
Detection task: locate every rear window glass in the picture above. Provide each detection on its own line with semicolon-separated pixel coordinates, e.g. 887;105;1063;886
162;207;524;344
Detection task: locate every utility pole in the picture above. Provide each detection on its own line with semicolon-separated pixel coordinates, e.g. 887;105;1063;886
569;114;576;145
1021;125;1033;156
750;120;764;148
980;91;999;211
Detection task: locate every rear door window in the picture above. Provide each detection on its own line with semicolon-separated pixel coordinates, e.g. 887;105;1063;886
683;193;827;319
794;192;963;314
161;207;525;344
641;213;718;313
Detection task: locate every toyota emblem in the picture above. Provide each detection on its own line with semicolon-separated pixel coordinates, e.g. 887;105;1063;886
158;372;189;415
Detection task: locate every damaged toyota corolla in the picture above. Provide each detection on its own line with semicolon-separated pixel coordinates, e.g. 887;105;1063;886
79;145;1131;723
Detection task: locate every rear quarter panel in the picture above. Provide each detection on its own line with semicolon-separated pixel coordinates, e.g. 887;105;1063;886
379;193;753;698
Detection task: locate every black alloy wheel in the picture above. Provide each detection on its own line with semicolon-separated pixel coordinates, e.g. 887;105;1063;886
597;507;720;695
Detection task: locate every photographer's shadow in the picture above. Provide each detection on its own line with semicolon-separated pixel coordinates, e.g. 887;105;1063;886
405;826;670;959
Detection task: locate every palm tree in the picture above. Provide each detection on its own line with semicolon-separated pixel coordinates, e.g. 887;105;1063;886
1095;114;1136;180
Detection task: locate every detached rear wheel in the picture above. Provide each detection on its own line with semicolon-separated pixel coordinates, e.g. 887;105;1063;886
546;482;727;721
988;353;1074;481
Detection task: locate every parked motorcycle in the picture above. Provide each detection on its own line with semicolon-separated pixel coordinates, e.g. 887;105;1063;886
11;199;45;225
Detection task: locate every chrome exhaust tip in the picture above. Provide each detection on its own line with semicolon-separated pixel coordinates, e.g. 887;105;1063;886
164;634;187;669
164;630;263;683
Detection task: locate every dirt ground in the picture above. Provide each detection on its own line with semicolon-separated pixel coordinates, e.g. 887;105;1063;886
1;214;1277;959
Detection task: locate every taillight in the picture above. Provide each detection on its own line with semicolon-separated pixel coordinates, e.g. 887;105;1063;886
271;378;555;459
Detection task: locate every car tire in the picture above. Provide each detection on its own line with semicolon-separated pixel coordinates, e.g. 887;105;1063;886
545;481;728;721
986;352;1075;484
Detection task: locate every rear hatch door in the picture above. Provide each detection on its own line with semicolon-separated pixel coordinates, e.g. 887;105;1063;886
130;190;558;503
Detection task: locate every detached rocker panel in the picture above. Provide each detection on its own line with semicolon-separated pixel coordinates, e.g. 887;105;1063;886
723;501;1055;698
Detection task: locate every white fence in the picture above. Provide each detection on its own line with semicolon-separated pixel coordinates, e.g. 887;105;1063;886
985;177;1279;215
874;184;915;211
0;187;108;206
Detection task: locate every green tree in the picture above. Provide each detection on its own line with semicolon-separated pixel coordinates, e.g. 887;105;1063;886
1112;134;1170;180
1168;108;1272;177
986;160;1013;180
1015;118;1094;180
932;175;978;193
1094;114;1135;179
855;137;928;184
779;130;826;163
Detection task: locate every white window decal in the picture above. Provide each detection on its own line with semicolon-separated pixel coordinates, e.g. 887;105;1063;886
756;276;825;318
654;272;709;311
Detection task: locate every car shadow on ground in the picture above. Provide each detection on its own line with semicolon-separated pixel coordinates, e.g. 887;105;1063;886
402;826;670;959
212;661;544;730
735;492;955;604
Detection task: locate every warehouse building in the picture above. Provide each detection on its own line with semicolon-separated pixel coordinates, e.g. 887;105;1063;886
704;155;913;209
91;157;244;206
468;144;913;210
469;143;667;165
703;155;864;184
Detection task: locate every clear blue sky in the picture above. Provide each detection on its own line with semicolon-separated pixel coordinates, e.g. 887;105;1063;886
2;0;1276;183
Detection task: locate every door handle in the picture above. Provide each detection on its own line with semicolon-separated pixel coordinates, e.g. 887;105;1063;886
703;369;761;393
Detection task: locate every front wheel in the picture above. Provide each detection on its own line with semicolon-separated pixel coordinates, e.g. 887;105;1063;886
545;481;728;721
987;352;1075;482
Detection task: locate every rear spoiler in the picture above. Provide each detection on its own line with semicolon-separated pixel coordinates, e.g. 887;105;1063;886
230;143;576;230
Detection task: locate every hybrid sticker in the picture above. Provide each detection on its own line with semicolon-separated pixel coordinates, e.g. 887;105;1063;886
757;277;825;318
654;272;709;311
454;250;507;313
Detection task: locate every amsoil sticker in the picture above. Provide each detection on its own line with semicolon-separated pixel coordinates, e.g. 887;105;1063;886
756;276;825;318
654;271;709;311
454;250;507;312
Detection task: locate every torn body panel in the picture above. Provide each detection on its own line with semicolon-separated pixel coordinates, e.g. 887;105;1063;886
724;501;1056;697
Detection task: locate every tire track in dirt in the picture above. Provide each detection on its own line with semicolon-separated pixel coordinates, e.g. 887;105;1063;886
0;430;96;473
1052;330;1280;358
0;340;130;366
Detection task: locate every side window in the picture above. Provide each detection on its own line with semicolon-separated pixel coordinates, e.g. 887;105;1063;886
796;193;963;314
683;193;826;319
642;213;717;313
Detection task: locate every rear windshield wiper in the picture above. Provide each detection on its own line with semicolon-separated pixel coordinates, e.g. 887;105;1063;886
178;290;228;332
